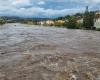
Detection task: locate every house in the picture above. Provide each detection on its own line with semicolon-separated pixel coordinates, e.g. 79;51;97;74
45;20;54;26
38;21;45;26
77;19;83;24
56;20;65;24
94;11;100;29
38;20;54;26
76;11;100;29
94;19;100;29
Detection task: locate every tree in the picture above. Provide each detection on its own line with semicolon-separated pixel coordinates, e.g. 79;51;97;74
67;16;79;29
89;11;95;29
0;18;6;25
83;6;95;29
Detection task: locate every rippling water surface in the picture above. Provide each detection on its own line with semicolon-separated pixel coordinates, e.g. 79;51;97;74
0;23;100;80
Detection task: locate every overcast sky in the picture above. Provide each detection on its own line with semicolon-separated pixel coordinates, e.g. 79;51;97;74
0;0;100;18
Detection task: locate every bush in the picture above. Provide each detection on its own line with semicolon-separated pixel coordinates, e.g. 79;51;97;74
96;28;100;31
54;22;63;27
67;16;78;29
0;19;6;25
76;23;82;29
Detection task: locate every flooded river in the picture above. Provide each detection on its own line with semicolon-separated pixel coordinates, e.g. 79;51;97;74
0;23;100;80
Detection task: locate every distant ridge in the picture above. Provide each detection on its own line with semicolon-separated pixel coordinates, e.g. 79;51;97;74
0;16;53;23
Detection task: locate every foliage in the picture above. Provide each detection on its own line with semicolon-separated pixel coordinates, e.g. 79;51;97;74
0;18;6;25
89;12;95;29
67;16;79;29
22;20;38;25
96;28;100;31
74;13;83;18
83;7;95;29
54;21;65;27
76;22;82;29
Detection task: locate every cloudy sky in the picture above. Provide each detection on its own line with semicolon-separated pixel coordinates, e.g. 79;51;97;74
0;0;100;18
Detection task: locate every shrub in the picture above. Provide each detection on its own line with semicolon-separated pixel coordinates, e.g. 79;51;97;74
67;16;78;29
0;19;6;25
83;6;95;29
96;28;100;31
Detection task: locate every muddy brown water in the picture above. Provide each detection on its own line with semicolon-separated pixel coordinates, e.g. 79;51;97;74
0;23;100;80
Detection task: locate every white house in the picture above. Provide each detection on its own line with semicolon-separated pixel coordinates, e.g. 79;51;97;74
94;18;100;29
77;19;83;24
45;20;54;25
38;21;45;26
94;11;100;29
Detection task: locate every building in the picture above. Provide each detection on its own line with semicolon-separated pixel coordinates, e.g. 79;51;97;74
94;11;100;29
38;20;54;26
45;20;54;26
77;19;83;24
56;20;65;24
38;21;45;26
